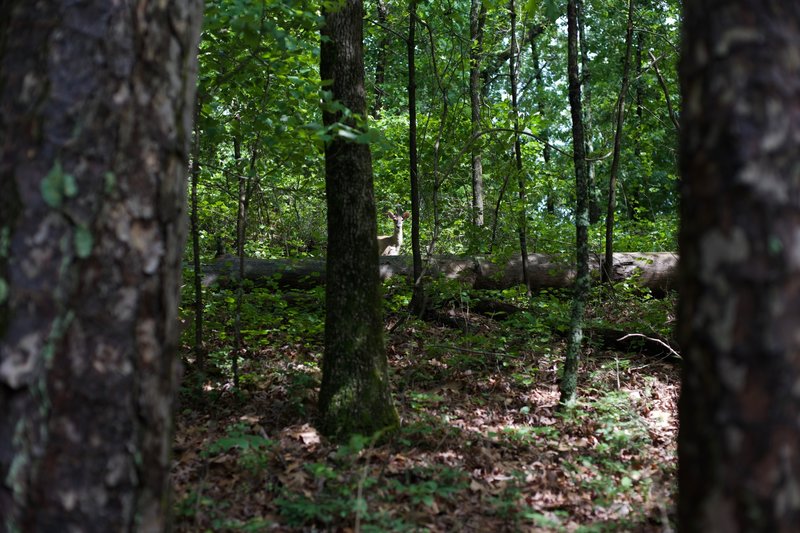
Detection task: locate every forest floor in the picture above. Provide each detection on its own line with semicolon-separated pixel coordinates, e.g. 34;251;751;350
171;283;679;532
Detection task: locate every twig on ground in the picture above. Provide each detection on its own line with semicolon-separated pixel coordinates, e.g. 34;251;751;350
617;333;682;360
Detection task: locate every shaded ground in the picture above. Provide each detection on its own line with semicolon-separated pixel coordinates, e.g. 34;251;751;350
172;285;679;532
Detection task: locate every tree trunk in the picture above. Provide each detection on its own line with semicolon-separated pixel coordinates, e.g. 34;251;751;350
232;134;244;388
190;99;205;374
232;138;259;389
635;20;644;124
577;0;599;225
509;0;531;295
0;1;202;529
602;0;635;283
679;1;800;529
469;0;486;228
489;173;512;253
649;50;681;133
560;0;590;406
422;20;447;263
531;26;553;213
372;0;389;118
408;0;425;316
318;0;399;439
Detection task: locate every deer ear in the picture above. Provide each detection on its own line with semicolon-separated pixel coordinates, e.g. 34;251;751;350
386;211;394;219
402;211;410;219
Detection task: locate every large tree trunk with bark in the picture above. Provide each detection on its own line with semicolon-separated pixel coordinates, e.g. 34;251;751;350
679;0;800;530
318;0;399;439
0;1;202;529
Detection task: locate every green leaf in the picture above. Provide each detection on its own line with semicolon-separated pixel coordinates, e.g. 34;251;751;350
525;0;561;21
0;278;8;304
73;226;93;259
355;129;382;145
545;0;562;22
63;173;78;197
524;0;541;16
41;161;65;208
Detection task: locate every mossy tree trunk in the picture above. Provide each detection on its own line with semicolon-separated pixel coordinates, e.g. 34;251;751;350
560;0;590;406
678;0;800;529
0;1;202;529
577;0;599;225
318;0;399;439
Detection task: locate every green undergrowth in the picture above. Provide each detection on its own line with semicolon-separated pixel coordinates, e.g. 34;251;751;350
174;276;679;531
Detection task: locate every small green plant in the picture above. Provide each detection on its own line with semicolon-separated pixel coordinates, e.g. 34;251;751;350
388;466;467;508
286;364;320;416
275;461;371;528
495;425;538;445
510;369;538;387
382;276;413;314
589;391;650;455
408;391;445;410
488;471;563;529
209;516;275;532
559;391;653;507
174;489;219;521
396;415;463;448
205;422;274;475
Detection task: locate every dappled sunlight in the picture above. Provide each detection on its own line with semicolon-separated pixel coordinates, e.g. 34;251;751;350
172;288;678;531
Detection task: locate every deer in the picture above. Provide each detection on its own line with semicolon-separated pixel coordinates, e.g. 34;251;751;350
377;210;409;256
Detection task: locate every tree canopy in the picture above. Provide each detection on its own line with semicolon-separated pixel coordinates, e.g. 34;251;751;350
192;0;681;263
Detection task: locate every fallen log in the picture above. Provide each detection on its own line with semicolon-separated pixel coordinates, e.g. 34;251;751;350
202;252;678;293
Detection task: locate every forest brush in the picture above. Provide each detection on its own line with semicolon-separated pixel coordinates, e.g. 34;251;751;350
202;252;680;360
203;252;677;294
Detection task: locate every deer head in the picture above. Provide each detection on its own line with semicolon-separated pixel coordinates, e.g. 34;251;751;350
377;210;409;256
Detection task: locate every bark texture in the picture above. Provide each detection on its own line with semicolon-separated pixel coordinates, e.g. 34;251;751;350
560;0;590;405
318;0;399;439
679;1;800;530
0;1;202;530
577;0;598;224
